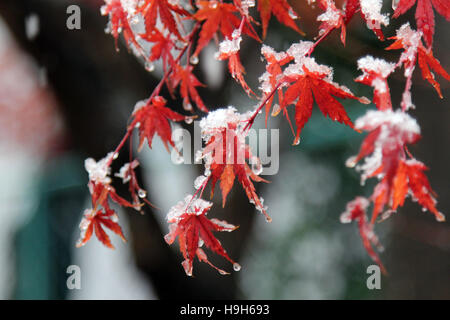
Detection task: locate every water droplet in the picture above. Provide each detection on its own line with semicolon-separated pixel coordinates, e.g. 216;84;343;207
190;55;199;65
145;61;154;72
392;0;400;10
251;157;263;175
292;136;301;146
183;100;193;111
233;263;241;271
345;156;357;168
138;189;147;198
271;104;281;116
265;216;272;223
219;269;228;275
113;152;119;160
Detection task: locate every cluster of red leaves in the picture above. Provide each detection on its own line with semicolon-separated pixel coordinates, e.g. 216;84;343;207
386;32;450;99
77;158;140;248
77;0;450;277
344;20;449;269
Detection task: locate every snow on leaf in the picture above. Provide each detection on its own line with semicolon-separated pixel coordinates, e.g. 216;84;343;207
164;196;239;276
392;0;450;47
259;45;293;125
359;0;390;40
280;60;369;144
215;31;255;96
386;23;450;106
257;0;304;39
340;197;387;274
355;56;396;110
102;0;141;50
317;0;347;44
192;1;260;58
348;110;444;223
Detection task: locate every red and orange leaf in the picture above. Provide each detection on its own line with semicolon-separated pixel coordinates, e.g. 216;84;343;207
200;108;270;220
77;208;126;249
193;1;260;57
165;197;238;276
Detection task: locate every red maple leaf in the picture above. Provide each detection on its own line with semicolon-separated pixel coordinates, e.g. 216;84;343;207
343;0;388;40
204;128;269;218
164;197;239;276
170;65;208;112
101;0;140;50
77;208;126;249
192;1;260;58
139;0;190;40
392;0;450;47
130;96;191;152
417;46;450;98
390;159;445;221
199;108;270;220
257;0;304;39
280;64;369;145
139;29;176;72
341;197;387;274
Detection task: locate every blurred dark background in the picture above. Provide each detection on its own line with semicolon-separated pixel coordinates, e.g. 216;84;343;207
0;0;448;299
